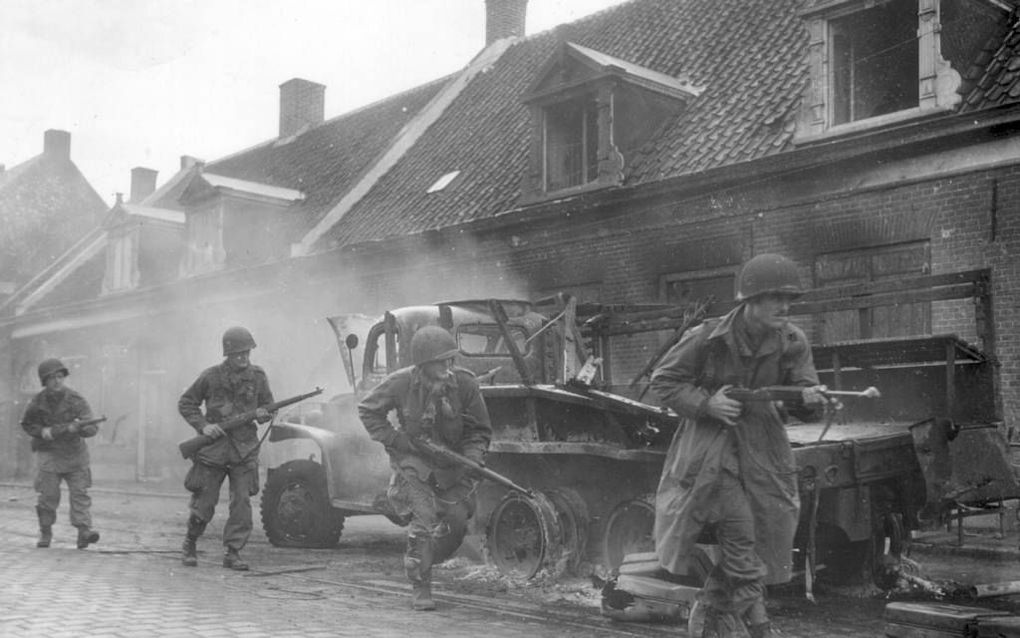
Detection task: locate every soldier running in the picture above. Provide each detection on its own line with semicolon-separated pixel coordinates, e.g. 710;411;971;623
651;254;832;638
358;326;492;611
178;326;274;571
21;358;102;550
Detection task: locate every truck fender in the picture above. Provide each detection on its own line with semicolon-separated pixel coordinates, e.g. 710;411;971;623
266;423;343;498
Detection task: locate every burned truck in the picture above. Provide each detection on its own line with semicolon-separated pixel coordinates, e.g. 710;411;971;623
260;269;1018;585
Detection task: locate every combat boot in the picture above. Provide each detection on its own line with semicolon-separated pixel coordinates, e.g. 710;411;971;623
745;599;772;638
36;526;52;548
223;548;249;571
405;534;436;611
181;535;198;567
76;526;100;549
412;581;436;611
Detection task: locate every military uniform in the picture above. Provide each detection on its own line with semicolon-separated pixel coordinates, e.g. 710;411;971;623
358;364;492;607
21;384;100;546
178;361;274;556
651;305;821;630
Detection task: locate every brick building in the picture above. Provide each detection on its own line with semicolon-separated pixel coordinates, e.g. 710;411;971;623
2;0;1019;481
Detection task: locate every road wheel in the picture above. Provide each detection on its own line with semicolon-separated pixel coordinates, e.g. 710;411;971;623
261;460;344;548
485;490;564;578
602;499;656;571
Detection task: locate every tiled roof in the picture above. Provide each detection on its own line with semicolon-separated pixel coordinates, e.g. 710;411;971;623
0;153;105;285
203;78;448;237
321;0;810;248
964;8;1020;111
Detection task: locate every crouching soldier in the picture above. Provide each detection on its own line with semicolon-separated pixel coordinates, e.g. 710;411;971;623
358;326;492;611
178;326;274;571
21;358;102;549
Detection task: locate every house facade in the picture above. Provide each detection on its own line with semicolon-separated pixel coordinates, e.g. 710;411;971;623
2;0;1019;482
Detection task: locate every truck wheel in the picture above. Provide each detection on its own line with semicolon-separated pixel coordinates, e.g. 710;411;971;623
261;460;344;548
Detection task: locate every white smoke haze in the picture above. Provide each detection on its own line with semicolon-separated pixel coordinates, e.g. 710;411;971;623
6;229;532;483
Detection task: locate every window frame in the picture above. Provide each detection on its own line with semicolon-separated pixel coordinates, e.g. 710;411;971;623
798;0;964;141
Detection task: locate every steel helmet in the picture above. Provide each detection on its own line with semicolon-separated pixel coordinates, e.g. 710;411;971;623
735;253;804;301
37;358;69;385
222;326;257;356
410;326;459;366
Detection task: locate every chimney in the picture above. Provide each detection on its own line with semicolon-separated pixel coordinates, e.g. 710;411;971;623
129;167;158;203
43;129;71;159
485;0;527;45
279;78;325;138
180;155;203;170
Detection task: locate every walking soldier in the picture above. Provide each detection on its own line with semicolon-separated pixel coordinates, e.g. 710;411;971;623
178;326;274;570
21;358;102;549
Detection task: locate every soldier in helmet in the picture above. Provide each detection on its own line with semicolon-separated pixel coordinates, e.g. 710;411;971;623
651;254;833;638
177;326;274;571
357;325;492;611
20;358;101;549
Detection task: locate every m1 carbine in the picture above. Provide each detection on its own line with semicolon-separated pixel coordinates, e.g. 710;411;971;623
410;435;534;498
178;387;323;460
725;385;881;405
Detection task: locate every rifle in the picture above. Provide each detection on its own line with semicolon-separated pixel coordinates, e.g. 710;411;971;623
725;385;880;405
410;436;534;498
52;415;107;437
30;416;106;452
178;387;323;460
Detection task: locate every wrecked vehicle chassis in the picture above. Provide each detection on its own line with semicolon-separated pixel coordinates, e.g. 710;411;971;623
260;270;1013;585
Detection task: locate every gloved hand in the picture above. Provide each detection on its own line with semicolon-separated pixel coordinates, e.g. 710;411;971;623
389;431;417;454
255;407;273;423
67;423;79;435
41;427;54;441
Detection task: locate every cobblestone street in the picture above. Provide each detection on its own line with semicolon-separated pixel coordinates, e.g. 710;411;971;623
4;482;1020;637
0;484;665;638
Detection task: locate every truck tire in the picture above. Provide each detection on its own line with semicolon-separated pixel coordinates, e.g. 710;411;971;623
261;460;345;548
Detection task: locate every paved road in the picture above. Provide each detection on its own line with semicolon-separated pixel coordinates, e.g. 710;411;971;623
2;483;1016;637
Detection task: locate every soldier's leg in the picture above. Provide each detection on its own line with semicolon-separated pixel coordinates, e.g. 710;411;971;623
66;468;99;548
222;463;255;570
34;470;60;548
702;472;767;638
431;479;475;565
182;462;225;566
391;470;441;610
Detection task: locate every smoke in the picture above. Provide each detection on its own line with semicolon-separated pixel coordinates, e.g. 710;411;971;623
5;227;531;482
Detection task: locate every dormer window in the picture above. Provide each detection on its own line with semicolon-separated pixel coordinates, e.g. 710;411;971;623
521;42;702;202
179;171;304;275
545;93;599;191
799;0;1008;139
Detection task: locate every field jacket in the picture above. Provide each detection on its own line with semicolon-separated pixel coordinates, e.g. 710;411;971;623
21;387;97;473
650;305;821;584
358;365;492;489
178;362;274;468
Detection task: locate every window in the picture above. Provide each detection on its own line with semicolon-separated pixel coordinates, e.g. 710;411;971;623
830;1;919;124
456;324;529;357
102;230;139;293
799;0;1004;138
521;42;700;201
814;241;931;341
544;95;600;191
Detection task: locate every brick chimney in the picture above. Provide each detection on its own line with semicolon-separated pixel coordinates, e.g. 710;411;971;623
43;129;71;159
129;167;158;203
279;78;325;138
485;0;527;45
180;155;204;170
